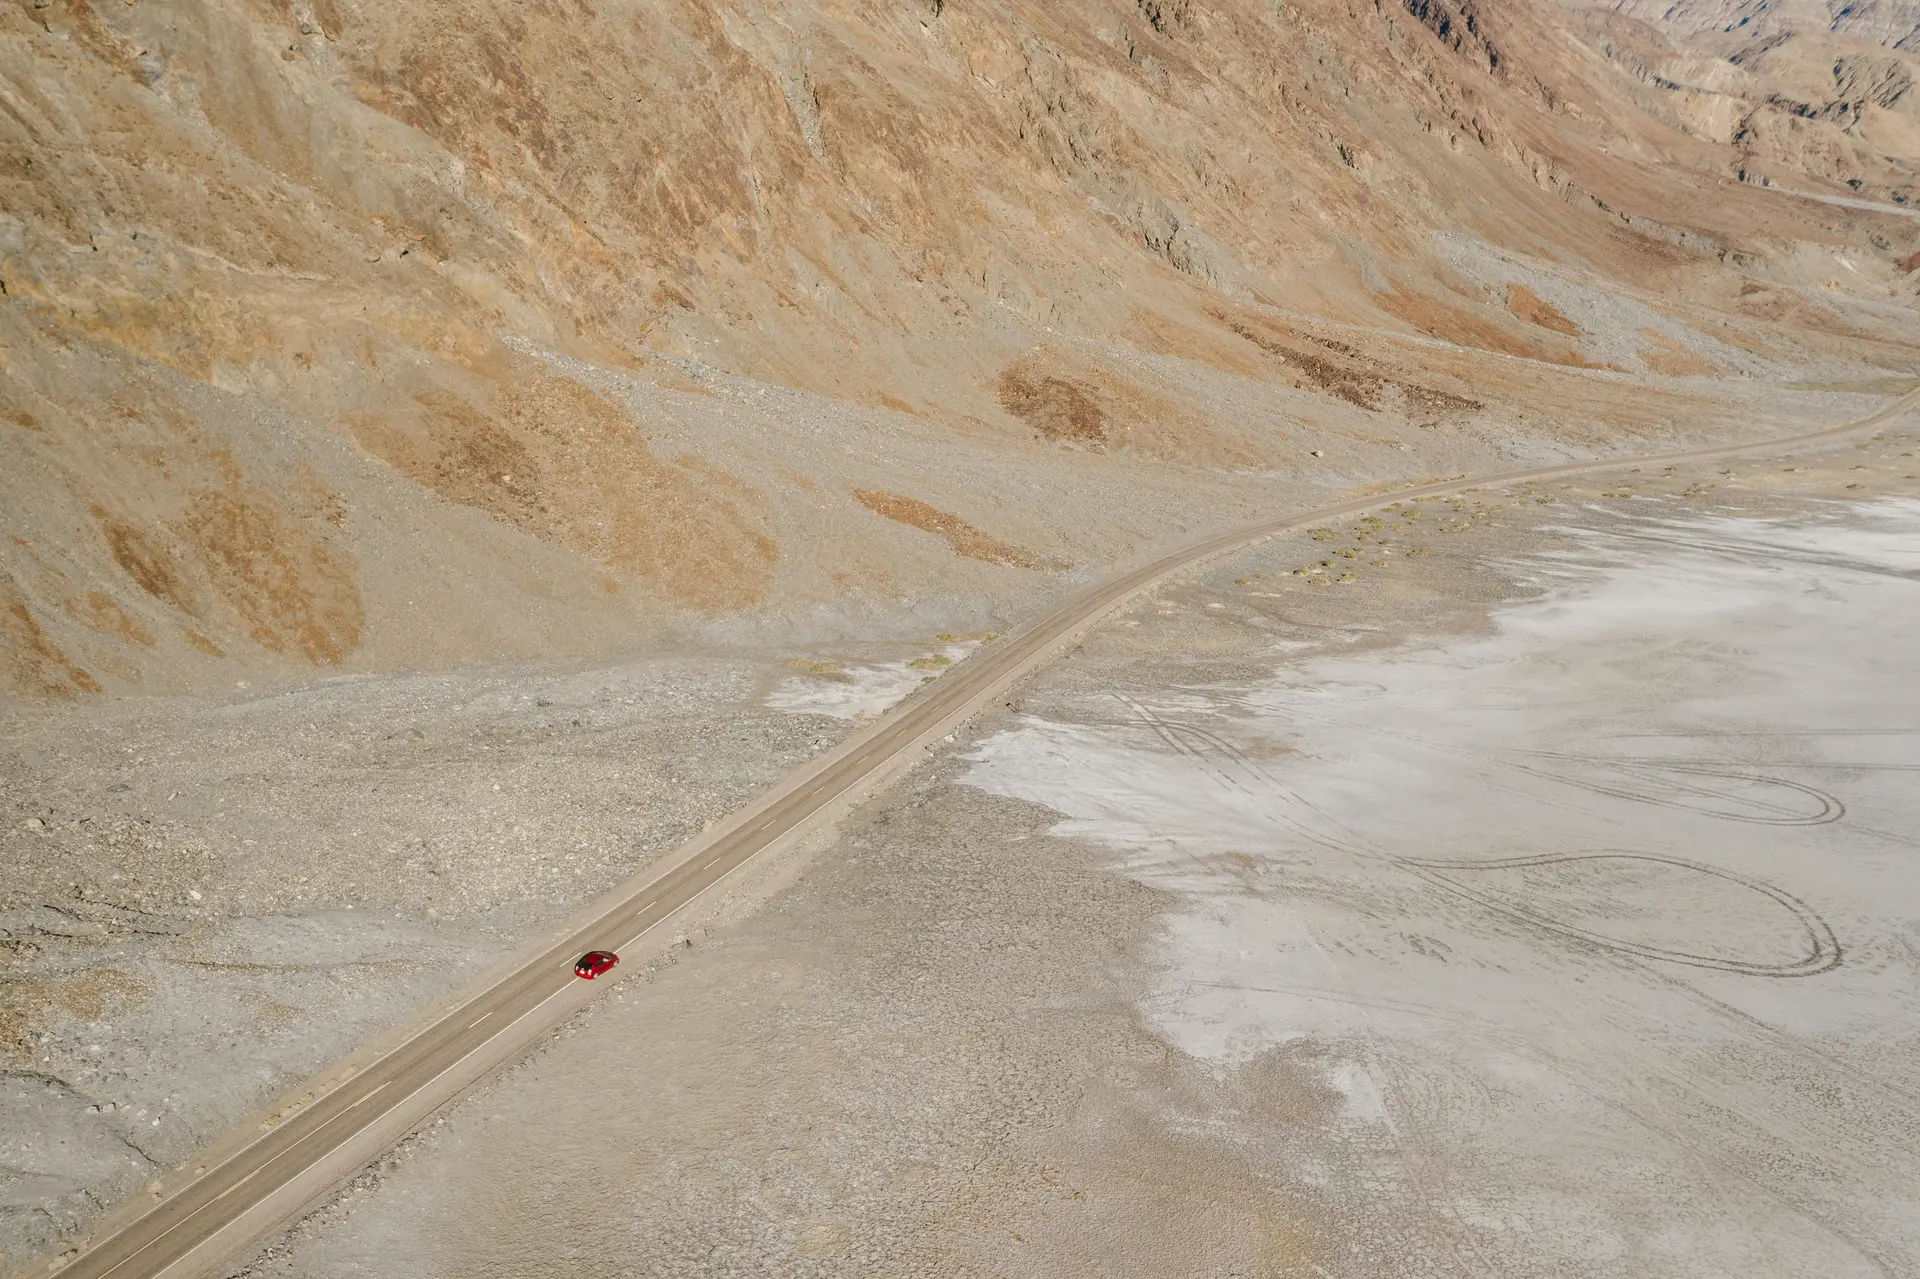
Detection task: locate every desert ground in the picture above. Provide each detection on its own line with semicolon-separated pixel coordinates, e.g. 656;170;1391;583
146;425;1919;1278
7;0;1920;1272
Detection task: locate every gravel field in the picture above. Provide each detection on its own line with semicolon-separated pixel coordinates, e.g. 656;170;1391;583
199;427;1920;1278
0;639;984;1265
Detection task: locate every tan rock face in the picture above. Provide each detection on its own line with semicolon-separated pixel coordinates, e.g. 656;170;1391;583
2;0;1917;695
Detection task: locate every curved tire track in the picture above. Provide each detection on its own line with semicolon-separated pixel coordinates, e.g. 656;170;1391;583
1400;851;1844;977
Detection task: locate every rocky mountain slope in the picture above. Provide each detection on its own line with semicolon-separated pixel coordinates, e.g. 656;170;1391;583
1575;0;1920;197
4;0;1919;701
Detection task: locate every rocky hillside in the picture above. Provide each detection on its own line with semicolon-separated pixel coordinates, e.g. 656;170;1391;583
1575;0;1920;198
4;0;1919;699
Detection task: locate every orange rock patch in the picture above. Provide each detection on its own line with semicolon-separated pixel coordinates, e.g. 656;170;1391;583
1217;312;1386;408
1378;287;1541;360
1506;284;1580;336
1381;286;1607;368
1637;329;1720;376
996;354;1264;465
179;490;364;666
1;571;101;696
852;490;1064;571
350;366;778;613
1212;309;1482;420
95;485;365;667
69;590;155;648
997;367;1107;445
97;511;196;617
1121;308;1266;380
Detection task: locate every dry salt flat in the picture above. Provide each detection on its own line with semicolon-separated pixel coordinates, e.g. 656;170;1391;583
962;497;1920;1277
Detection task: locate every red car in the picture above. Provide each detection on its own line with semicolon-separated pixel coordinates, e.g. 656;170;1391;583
573;950;619;980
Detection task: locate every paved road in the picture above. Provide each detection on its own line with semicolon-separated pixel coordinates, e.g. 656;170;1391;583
45;389;1920;1279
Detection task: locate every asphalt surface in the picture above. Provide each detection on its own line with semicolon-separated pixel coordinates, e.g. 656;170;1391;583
47;388;1920;1279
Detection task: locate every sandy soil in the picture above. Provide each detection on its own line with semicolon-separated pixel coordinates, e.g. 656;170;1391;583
188;426;1920;1278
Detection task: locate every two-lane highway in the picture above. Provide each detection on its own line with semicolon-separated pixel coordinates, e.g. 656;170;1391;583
45;387;1920;1279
